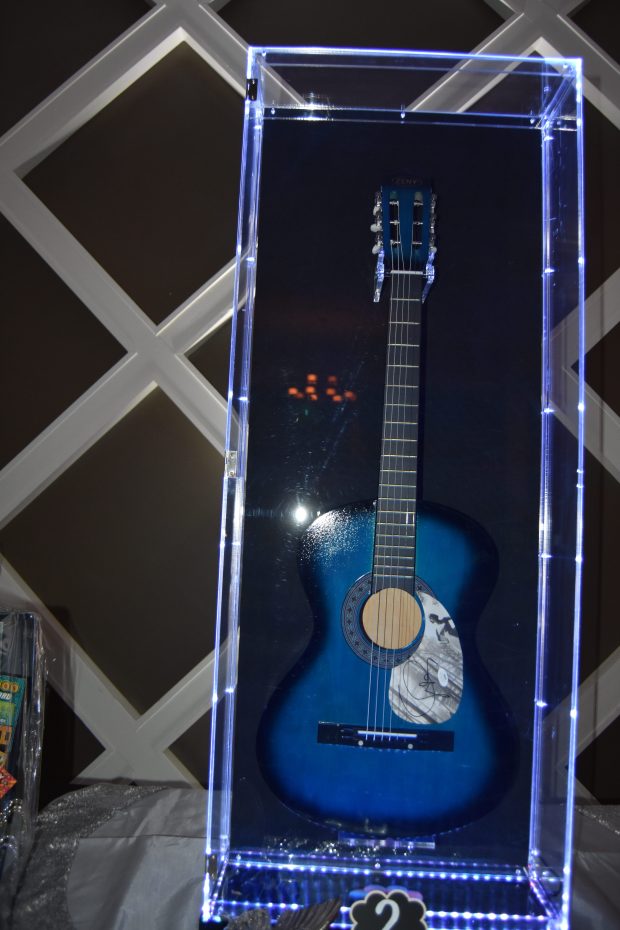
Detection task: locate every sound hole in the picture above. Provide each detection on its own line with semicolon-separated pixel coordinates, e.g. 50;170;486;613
362;587;422;649
341;574;427;668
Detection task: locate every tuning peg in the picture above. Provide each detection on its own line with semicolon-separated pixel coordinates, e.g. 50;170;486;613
370;221;382;233
371;242;383;255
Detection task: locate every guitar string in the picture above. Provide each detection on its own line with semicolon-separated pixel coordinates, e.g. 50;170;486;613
366;191;386;738
384;198;398;736
368;190;423;738
396;196;420;730
388;196;416;734
382;197;402;737
376;198;399;738
390;199;407;735
370;192;398;739
388;196;408;736
386;193;421;734
389;195;408;735
372;194;403;737
382;195;412;736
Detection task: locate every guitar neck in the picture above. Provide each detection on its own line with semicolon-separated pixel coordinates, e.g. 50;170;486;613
372;271;424;596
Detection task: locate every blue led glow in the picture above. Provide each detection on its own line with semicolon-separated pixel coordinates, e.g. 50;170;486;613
255;44;578;69
214;899;551;928
227;854;527;885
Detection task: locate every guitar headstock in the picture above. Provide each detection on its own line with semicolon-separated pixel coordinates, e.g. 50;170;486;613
371;181;436;303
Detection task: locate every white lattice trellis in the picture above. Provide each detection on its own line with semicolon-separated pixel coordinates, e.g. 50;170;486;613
0;0;618;787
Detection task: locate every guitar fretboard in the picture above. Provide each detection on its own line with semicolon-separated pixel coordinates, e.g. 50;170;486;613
372;271;423;596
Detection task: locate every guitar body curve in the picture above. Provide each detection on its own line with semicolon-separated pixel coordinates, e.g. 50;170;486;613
258;501;518;837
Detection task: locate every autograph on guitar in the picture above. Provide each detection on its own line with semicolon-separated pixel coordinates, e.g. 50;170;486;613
259;182;518;836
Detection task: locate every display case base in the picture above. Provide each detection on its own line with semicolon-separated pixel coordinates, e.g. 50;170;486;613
202;852;561;930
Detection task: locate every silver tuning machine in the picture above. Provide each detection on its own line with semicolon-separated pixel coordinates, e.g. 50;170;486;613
422;191;437;302
372;190;385;302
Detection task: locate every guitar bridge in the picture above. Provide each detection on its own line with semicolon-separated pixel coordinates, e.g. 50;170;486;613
317;722;454;752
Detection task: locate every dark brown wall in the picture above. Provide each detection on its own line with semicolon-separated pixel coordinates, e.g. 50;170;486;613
1;0;619;805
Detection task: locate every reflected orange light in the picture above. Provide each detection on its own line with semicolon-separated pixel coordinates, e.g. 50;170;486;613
287;375;357;403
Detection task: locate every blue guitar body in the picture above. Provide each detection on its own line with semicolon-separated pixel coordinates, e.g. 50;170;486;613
258;501;518;836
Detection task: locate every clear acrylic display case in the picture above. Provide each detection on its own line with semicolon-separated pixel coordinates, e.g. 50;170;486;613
203;48;584;930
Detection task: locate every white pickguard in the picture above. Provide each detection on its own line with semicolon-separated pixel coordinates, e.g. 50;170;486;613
389;590;463;725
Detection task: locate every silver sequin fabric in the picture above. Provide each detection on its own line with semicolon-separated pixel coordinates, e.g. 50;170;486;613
10;784;163;930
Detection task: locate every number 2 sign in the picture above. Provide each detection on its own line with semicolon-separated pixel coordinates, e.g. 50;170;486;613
350;890;427;930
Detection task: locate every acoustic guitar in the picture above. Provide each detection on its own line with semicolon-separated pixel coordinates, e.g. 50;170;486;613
258;182;518;836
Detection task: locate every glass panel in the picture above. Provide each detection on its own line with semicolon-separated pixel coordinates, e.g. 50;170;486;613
205;48;584;929
257;49;576;120
25;44;244;325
